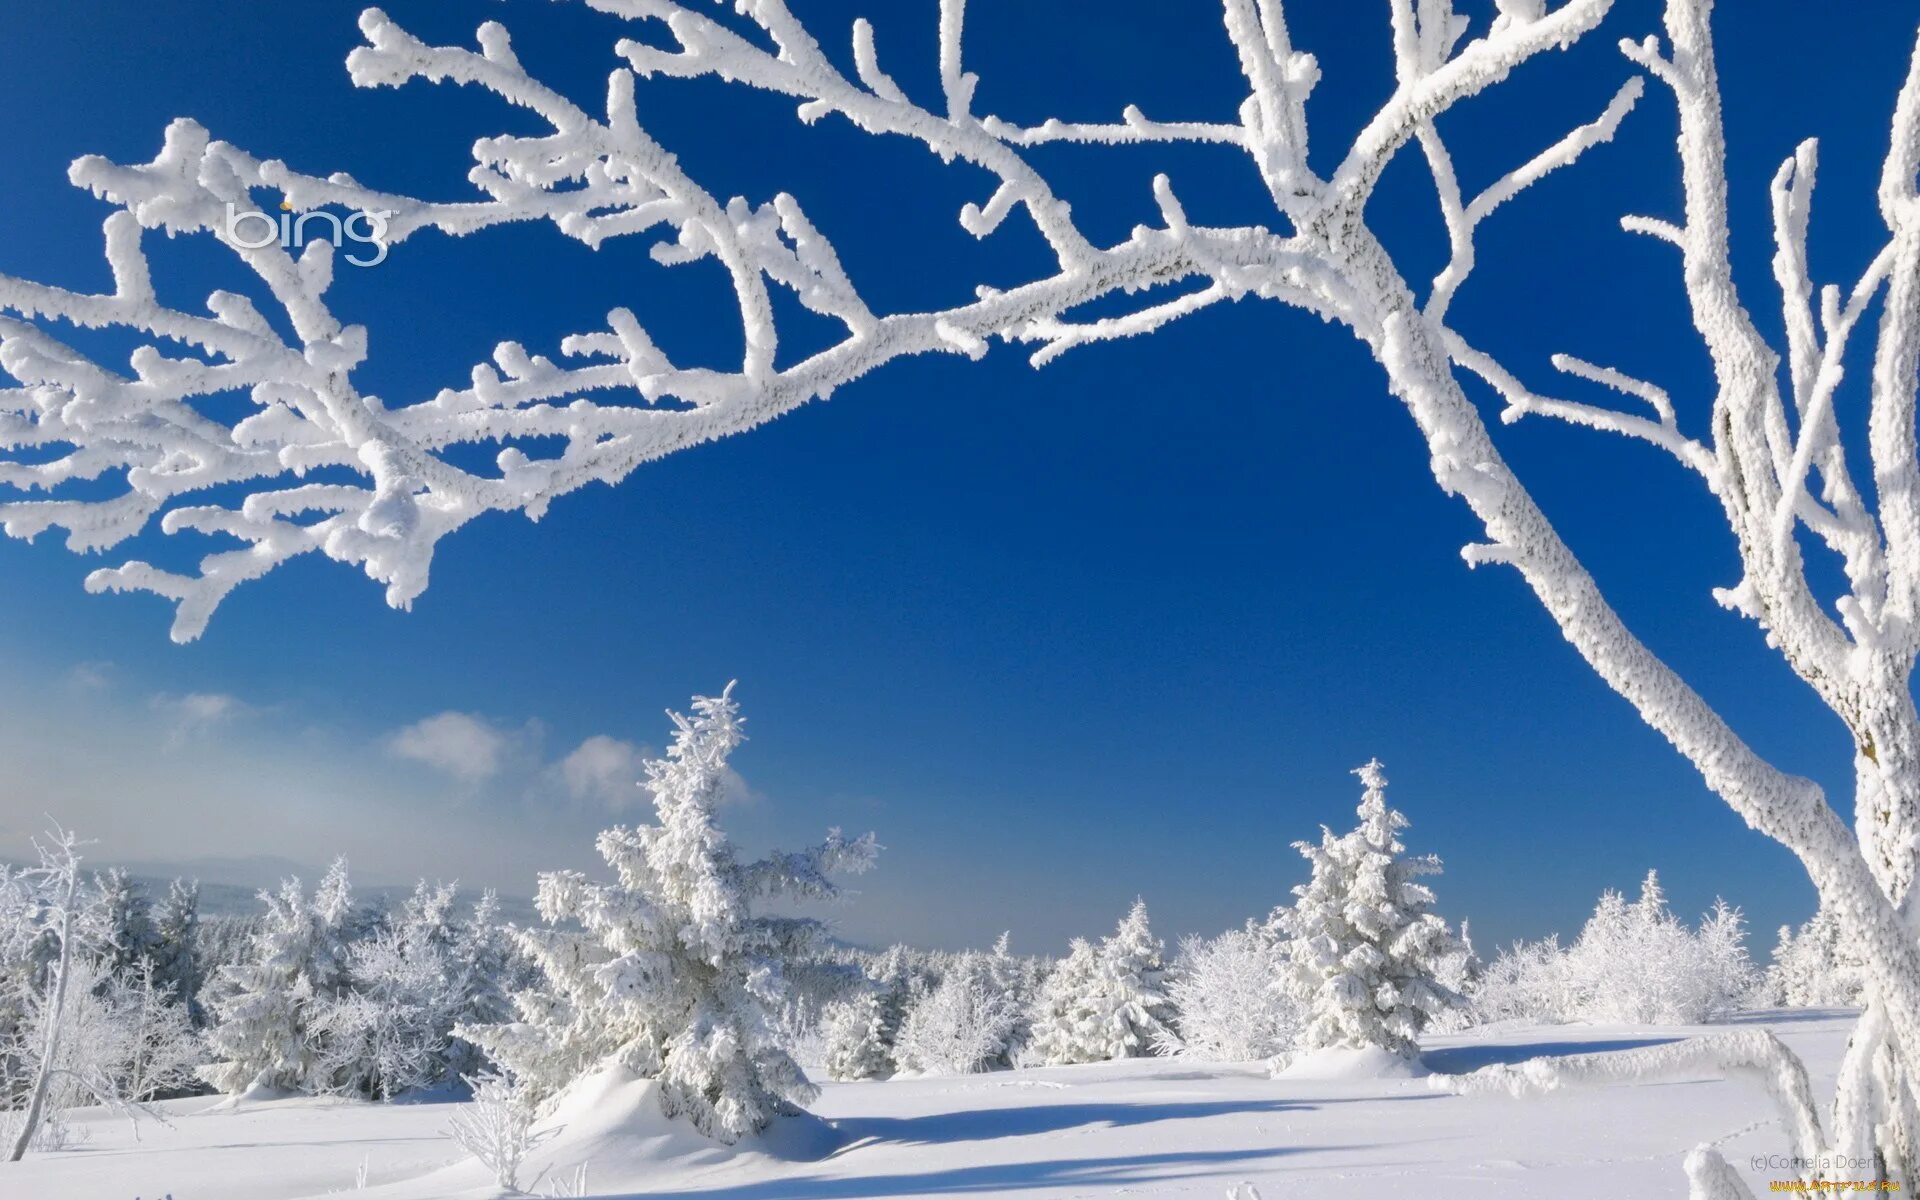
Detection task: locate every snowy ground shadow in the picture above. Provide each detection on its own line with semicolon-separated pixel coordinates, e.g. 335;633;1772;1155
1423;1038;1679;1074
605;1145;1357;1199
831;1098;1306;1147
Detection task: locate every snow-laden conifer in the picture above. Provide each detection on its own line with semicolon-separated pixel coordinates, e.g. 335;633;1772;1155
461;684;875;1142
1027;938;1103;1066
1087;899;1174;1060
151;878;201;1022
1272;762;1460;1063
197;857;355;1094
1765;907;1867;1009
821;992;892;1082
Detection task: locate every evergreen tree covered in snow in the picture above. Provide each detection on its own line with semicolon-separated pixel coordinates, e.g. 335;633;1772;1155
862;945;926;1073
1272;762;1461;1061
1027;938;1104;1066
821;991;892;1082
1087;899;1174;1060
1028;901;1174;1065
151;878;202;1023
92;869;159;977
1765;906;1868;1008
461;684;876;1142
197;857;355;1094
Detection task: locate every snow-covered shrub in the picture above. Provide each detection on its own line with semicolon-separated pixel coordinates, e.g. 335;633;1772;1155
197;858;356;1094
1763;907;1867;1008
461;684;876;1142
1271;761;1462;1062
312;880;516;1100
895;949;1023;1076
1157;924;1299;1061
1472;936;1570;1025
446;1073;540;1192
101;958;204;1101
821;993;892;1082
313;936;453;1099
1475;873;1756;1025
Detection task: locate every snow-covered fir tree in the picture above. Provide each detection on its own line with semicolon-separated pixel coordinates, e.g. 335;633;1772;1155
1087;899;1174;1060
91;869;159;978
862;945;926;1074
150;878;202;1022
1029;903;1174;1066
443;889;516;1078
197;857;356;1094
1765;906;1868;1008
461;684;876;1142
821;992;892;1082
983;933;1046;1067
1272;761;1461;1063
1027;938;1104;1066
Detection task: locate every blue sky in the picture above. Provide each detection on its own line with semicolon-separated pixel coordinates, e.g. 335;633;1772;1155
0;0;1906;953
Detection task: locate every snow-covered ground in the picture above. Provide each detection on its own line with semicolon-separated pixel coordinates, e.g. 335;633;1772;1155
12;1011;1854;1200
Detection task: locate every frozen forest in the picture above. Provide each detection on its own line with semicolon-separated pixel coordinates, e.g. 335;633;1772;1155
0;0;1917;1196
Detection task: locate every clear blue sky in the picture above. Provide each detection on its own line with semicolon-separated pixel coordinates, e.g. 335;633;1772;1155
0;0;1905;953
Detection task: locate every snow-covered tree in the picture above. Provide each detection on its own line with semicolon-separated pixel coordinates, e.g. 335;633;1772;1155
1088;900;1174;1060
443;889;516;1079
311;884;474;1100
150;878;202;1022
99;957;204;1103
197;857;356;1095
1562;873;1755;1025
862;945;928;1073
10;1;1920;1187
1473;874;1757;1025
91;869;159;978
2;830;93;1159
1271;761;1460;1063
1765;907;1868;1009
1027;938;1103;1067
1028;902;1173;1065
893;948;1022;1077
1157;923;1299;1061
461;684;875;1142
821;992;892;1082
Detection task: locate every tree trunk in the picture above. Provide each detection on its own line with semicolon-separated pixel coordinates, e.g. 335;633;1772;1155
9;870;77;1162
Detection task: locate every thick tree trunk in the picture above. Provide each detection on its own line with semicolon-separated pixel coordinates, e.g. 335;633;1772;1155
1316;223;1920;1191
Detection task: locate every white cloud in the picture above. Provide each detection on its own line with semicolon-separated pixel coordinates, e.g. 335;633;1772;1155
387;711;510;784
554;734;758;811
151;691;246;748
557;735;649;810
